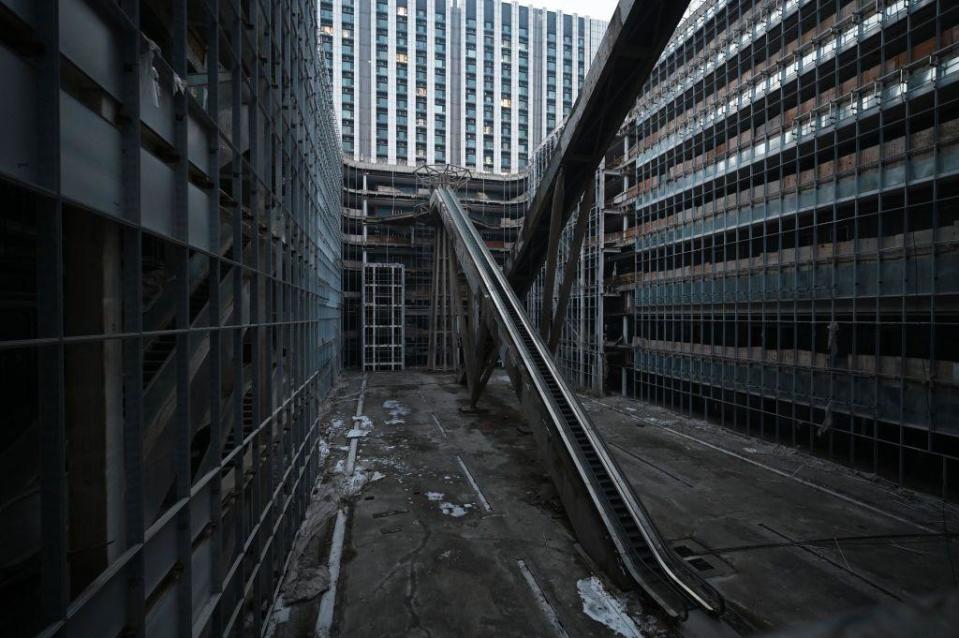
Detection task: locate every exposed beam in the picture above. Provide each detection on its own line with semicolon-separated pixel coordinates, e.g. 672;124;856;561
507;0;688;297
539;169;565;338
548;176;596;353
447;231;476;384
464;0;688;404
470;336;500;408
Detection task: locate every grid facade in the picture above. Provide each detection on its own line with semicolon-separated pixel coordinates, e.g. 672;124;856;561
0;0;342;635
319;0;607;173
603;0;959;498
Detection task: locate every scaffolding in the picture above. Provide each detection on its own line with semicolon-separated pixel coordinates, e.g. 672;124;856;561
417;164;473;370
363;263;407;370
342;158;526;368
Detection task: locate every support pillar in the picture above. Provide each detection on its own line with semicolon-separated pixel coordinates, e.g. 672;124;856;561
540;168;565;339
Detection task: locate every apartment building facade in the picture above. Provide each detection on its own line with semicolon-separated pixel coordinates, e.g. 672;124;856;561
319;0;607;174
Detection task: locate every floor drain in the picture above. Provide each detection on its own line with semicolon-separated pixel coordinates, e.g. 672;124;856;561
671;538;735;577
673;544;694;557
689;557;713;572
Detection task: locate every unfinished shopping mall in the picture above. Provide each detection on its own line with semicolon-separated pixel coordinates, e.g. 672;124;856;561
3;0;959;636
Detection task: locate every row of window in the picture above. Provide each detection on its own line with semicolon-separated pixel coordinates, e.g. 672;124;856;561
321;0;597;170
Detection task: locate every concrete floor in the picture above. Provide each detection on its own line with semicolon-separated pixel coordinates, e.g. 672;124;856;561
328;370;668;638
276;370;959;637
582;392;959;633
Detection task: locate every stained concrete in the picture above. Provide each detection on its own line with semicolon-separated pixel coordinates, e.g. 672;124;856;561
581;391;959;634
328;371;670;637
280;370;959;637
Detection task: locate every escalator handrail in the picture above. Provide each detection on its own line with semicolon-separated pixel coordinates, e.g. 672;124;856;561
433;187;722;616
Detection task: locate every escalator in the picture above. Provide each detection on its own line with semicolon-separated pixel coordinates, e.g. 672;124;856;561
431;187;723;619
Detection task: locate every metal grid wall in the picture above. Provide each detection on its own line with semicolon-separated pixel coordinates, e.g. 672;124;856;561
0;0;342;634
604;0;959;498
362;263;406;369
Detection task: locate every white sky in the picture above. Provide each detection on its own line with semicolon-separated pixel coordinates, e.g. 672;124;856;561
527;0;620;22
530;0;706;26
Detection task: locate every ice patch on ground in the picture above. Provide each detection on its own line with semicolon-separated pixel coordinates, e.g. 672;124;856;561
439;502;468;517
577;577;642;638
643;417;672;427
327;417;346;437
383;399;411;424
337;470;369;496
350;414;373;433
333;462;384;498
369;456;410;472
437;502;473;517
425;491;444;501
344;415;373;439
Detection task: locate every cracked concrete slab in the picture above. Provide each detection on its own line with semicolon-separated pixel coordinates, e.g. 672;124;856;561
330;371;667;638
277;369;959;637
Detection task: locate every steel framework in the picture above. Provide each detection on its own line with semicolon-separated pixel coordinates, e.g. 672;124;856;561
362;263;406;370
431;186;723;620
341;158;526;368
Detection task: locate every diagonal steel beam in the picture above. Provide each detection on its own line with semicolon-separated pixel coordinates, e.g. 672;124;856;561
469;335;500;408
539;168;565;338
465;0;689;404
548;176;596;353
508;0;689;297
447;229;476;382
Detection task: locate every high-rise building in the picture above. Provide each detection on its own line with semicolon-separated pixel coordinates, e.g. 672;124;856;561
319;0;608;174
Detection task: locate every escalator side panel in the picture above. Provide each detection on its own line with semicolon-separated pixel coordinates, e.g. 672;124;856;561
431;188;723;619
